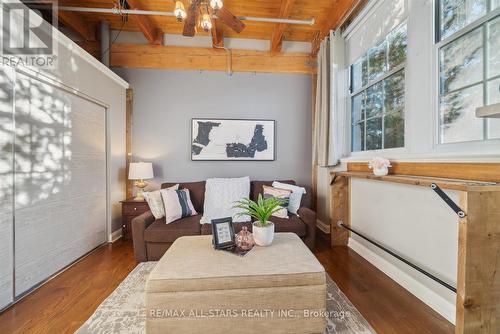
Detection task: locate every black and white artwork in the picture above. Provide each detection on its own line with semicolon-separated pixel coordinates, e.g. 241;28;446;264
191;118;275;161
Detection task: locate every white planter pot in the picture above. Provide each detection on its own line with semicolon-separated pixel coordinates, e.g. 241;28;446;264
252;222;275;246
373;166;389;176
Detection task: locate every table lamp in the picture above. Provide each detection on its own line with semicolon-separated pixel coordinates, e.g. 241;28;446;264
128;162;154;201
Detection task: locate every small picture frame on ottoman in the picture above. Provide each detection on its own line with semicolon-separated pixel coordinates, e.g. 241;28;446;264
211;217;235;250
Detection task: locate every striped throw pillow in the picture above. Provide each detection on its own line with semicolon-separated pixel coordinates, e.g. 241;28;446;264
160;188;198;224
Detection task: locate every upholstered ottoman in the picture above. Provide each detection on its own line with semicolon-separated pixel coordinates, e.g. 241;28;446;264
145;233;326;334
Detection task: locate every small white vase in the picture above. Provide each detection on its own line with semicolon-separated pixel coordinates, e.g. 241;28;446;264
252;222;275;246
373;166;389;176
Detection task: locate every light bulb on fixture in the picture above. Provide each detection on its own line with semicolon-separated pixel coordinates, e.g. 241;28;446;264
200;13;212;31
174;1;187;22
209;0;223;10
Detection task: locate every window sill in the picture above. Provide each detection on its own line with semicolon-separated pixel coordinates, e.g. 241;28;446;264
341;151;500;163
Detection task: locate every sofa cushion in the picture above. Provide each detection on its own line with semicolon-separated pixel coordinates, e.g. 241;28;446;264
144;215;202;243
200;215;305;237
162;182;205;213
250;180;295;202
270;214;306;236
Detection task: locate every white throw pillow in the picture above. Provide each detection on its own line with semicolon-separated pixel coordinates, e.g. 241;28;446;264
272;181;306;215
160;188;198;224
143;184;179;219
200;177;250;224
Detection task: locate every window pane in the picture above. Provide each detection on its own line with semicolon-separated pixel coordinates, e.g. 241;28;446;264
487;78;500;138
440;84;484;143
351;56;367;91
440;27;483;93
368;41;387;81
384;112;405;149
487;16;500;78
366;117;382;150
384;70;405;114
488;118;500;139
487;77;500;104
492;0;500;10
352;122;365;152
440;0;487;39
352;92;365;123
388;24;407;70
365;82;384;119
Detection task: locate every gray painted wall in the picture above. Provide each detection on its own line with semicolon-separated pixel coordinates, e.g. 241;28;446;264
114;69;313;205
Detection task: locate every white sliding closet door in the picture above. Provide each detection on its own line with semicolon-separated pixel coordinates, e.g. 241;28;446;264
14;72;107;296
0;66;14;309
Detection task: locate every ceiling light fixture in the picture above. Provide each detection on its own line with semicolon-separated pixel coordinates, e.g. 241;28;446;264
174;1;187;22
209;0;223;10
200;13;212;31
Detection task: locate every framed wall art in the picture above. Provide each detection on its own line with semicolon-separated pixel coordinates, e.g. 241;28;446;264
191;118;275;161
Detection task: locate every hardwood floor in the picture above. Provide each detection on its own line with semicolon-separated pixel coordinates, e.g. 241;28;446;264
314;237;454;334
0;241;138;334
0;237;454;334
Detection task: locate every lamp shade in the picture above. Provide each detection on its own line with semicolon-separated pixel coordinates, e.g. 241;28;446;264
128;162;154;180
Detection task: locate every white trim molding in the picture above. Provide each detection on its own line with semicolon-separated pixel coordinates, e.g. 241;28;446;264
348;237;456;324
109;229;123;243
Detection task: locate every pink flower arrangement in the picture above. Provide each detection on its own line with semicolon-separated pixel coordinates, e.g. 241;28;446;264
368;157;392;170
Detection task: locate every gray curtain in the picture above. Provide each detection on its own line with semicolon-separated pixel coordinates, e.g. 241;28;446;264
313;31;347;167
313;39;331;167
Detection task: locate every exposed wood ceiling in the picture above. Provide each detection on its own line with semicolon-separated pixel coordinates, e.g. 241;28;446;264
41;0;366;73
55;0;362;48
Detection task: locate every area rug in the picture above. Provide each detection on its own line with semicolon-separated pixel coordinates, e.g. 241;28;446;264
76;262;376;334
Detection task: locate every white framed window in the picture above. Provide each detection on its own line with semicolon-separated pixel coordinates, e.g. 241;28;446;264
349;23;407;152
437;1;500;144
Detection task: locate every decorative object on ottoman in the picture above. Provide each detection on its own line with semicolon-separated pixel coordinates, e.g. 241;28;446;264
145;234;326;334
235;226;254;251
368;157;392;176
128;162;154;201
271;181;306;215
234;194;284;246
211;217;236;250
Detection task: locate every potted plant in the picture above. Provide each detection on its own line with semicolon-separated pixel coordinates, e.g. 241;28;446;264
368;157;392;176
234;194;284;246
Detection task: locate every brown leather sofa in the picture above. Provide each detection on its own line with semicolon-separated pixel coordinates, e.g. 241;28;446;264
132;180;316;262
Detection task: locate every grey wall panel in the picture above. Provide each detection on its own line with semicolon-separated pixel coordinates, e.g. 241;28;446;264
13;73;106;296
0;66;14;309
114;69;313;205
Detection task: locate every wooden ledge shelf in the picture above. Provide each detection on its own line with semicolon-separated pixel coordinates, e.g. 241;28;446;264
330;168;500;334
331;171;500;192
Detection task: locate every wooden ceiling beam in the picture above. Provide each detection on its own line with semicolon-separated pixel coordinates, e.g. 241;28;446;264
123;0;163;44
270;0;294;53
110;43;316;75
211;20;224;48
36;0;96;40
59;11;97;41
311;0;362;55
